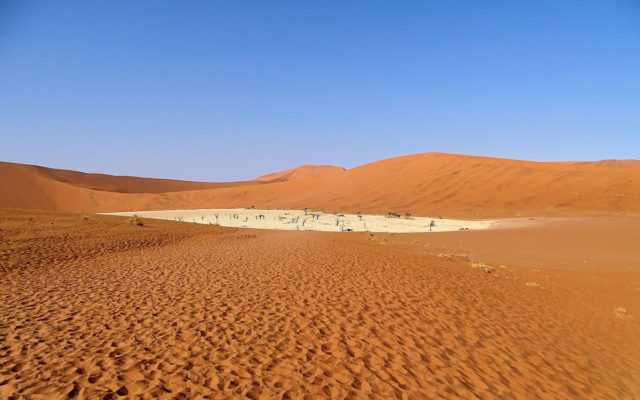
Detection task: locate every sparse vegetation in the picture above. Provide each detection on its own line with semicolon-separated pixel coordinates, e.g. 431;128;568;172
128;214;144;226
437;253;471;262
470;261;495;273
438;254;497;274
81;214;89;222
526;281;543;289
614;307;632;319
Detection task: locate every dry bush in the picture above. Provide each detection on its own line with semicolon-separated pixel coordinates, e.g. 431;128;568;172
471;261;495;273
437;253;471;262
127;215;144;227
614;307;632;319
526;281;544;289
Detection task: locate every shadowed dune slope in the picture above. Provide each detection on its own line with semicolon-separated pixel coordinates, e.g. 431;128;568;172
0;161;256;194
0;161;259;211
1;153;639;217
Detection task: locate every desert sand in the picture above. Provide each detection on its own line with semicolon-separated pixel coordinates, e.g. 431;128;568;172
104;209;495;233
255;165;346;183
1;153;640;399
1;210;638;399
2;153;639;217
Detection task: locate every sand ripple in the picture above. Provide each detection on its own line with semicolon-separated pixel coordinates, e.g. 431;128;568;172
1;211;638;398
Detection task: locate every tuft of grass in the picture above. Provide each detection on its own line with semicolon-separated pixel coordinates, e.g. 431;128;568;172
471;261;495;273
437;253;471;262
81;214;89;222
614;307;632;319
438;253;495;273
526;281;543;289
127;214;144;227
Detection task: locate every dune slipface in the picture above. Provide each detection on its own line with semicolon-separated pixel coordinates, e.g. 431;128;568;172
1;210;638;398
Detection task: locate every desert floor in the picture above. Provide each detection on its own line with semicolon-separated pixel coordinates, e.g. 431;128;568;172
105;209;495;233
1;210;639;399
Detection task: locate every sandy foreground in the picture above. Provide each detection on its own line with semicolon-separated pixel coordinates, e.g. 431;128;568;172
104;209;495;233
1;210;639;399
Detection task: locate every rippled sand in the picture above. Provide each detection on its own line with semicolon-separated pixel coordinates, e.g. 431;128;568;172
1;210;638;399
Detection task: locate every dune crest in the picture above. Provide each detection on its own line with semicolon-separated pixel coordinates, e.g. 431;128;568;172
1;153;639;217
254;164;345;182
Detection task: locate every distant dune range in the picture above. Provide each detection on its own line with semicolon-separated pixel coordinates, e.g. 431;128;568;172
1;153;639;217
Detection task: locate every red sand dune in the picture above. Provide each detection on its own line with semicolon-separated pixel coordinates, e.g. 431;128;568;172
1;153;639;217
0;161;257;194
255;164;345;182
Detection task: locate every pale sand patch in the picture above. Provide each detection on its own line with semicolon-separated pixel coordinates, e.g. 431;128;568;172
103;208;495;233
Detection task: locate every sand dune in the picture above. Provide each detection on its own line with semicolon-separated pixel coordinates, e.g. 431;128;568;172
1;153;639;217
0;161;257;194
254;164;345;182
1;210;638;398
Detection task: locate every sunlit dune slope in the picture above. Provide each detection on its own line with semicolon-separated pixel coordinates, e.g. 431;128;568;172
284;153;640;217
1;153;638;217
255;164;345;182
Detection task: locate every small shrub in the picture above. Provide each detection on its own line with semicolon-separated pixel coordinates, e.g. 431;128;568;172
526;282;543;289
471;262;495;273
437;253;470;262
128;215;144;226
81;214;89;222
614;307;632;319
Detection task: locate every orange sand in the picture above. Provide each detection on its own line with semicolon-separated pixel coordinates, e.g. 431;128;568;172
2;152;639;398
254;165;345;183
1;210;639;398
2;153;639;217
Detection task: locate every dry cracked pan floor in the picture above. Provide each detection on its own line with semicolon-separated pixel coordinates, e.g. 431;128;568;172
1;210;639;399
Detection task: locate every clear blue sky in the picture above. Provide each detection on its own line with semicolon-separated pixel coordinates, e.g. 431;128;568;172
1;1;639;181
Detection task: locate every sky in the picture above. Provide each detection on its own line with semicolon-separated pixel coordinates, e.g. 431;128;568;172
1;1;639;181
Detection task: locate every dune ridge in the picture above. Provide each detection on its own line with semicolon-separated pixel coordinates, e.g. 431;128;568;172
254;164;345;182
0;161;256;194
1;153;639;217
